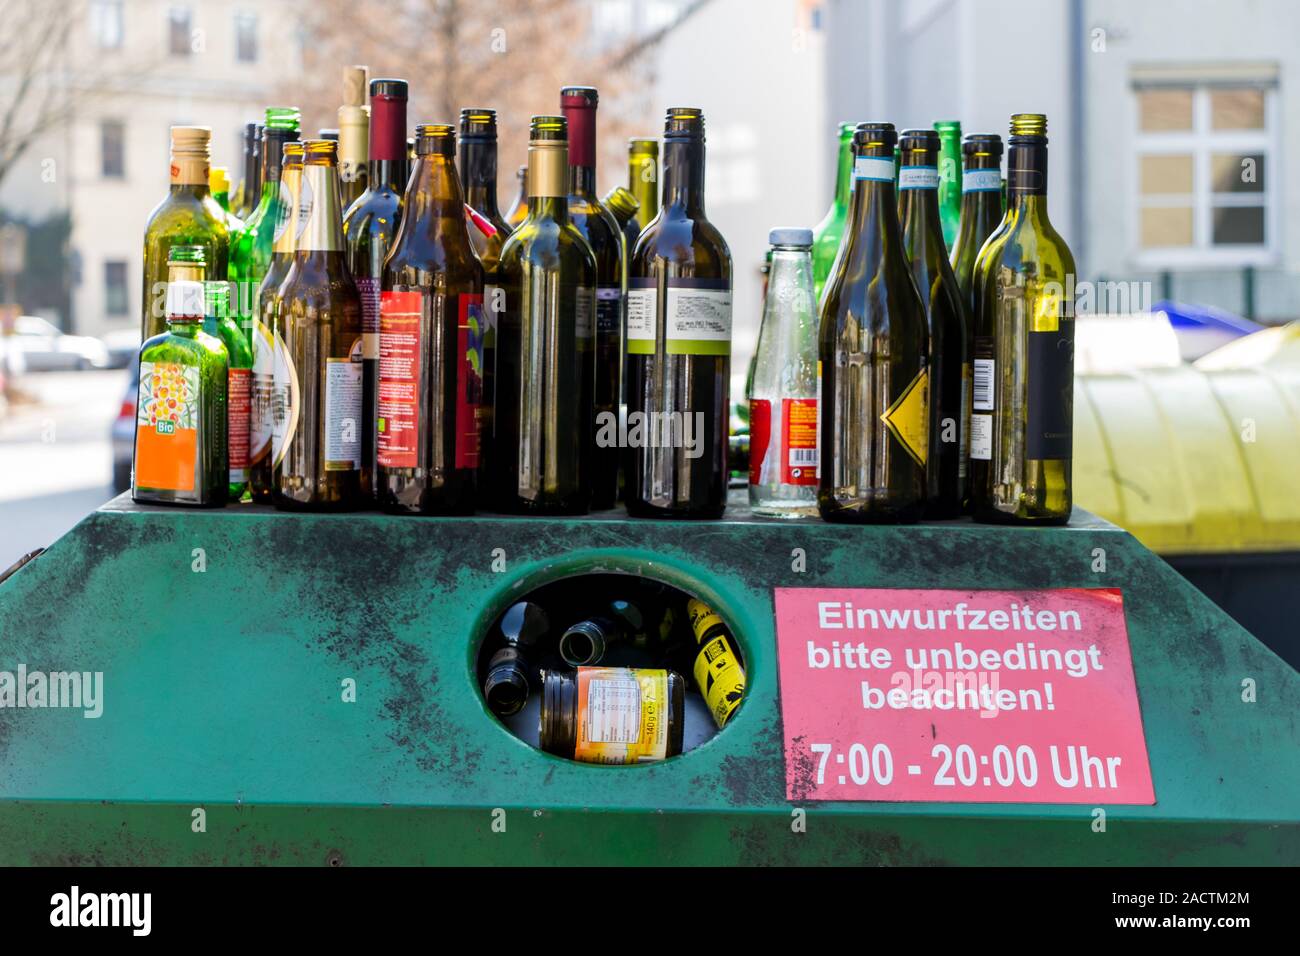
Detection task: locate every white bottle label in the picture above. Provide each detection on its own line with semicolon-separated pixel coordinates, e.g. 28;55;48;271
853;157;895;182
324;353;362;470
973;358;995;411
627;287;656;355
898;165;939;190
962;169;1002;193
970;412;993;461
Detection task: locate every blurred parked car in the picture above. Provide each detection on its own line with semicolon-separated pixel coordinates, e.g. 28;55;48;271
110;360;139;493
5;315;110;371
100;326;142;369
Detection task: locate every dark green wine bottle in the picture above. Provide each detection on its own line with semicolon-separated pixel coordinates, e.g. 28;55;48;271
627;108;732;519
493;116;598;514
899;130;971;518
817;123;928;523
970;114;1076;525
203;279;253;501
950;134;1005;315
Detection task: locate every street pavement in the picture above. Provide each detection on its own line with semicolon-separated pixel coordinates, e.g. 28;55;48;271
0;369;128;571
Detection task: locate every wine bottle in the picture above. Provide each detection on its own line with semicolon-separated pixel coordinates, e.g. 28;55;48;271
229;108;300;338
627;138;659;231
141;127;230;341
898;129;970;518
458;108;512;502
233;122;261;220
562;86;624;510
338;64;370;211
627;108;732;519
133;246;228;507
342;78;409;501
273;140;366;511
247;141;304;503
377;124;484;514
970;114;1075;525
950;134;1005;314
203;279;253;501
817;122;928;523
493;115;598;514
602;185;640;249
811;122;855;302
505;165;528;228
934;120;962;250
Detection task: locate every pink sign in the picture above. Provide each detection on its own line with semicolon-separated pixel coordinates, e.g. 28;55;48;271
774;588;1155;804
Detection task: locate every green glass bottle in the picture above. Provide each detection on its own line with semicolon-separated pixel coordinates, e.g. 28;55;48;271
493;115;598;515
274;140;367;511
603;185;641;250
812;122;854;303
627;108;732;520
817;123;928;524
343;78;409;501
458;107;512;504
229;108;300;339
562;86;624;510
934;120;962;250
209;165;245;235
248;141;305;503
377;124;484;514
949;134;1005;316
628;138;659;231
970;114;1076;525
141;127;230;341
133;246;229;507
204;279;253;501
898;129;970;518
233;122;261;221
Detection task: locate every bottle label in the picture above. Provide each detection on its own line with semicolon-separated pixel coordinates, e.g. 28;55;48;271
748;398;771;487
973;339;995;412
324;349;363;471
169;157;209;187
573;667;670;765
135;361;200;492
963;169;1002;193
377;290;422;469
596;286;621;334
457;295;485;470
958;362;971;481
627;277;731;356
295;174;314;239
1027;322;1074;460
879;368;929;467
274;181;295;241
228;366;251;482
853;157;895;182
575;286;595;345
685;598;745;727
251;318;299;469
356;276;381;361
970;412;993;461
781;397;819;484
898;165;939;190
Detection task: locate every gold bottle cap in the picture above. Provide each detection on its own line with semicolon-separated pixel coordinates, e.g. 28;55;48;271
170;126;211;155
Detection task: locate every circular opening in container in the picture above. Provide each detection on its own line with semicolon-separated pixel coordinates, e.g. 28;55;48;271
475;573;747;764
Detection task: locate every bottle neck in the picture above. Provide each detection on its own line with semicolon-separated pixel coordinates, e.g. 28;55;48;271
662;137;705;215
563;103;598;199
528;143;570;223
405;151;470;227
1007;141;1048;202
897;163;943;243
956;158;1004;244
369;94;407;190
833;135;854;209
845;153;905;256
296;164;345;253
569;164;597;198
368;158;408;194
459;138;503;219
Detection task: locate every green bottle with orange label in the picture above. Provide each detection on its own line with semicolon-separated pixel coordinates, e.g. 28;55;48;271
132;246;229;507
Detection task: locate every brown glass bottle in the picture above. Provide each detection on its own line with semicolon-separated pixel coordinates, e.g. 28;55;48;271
898;129;971;518
818;123;928;523
273;140;367;511
377;125;484;514
627;108;732;519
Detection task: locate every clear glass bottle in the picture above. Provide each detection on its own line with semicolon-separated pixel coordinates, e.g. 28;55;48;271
749;227;818;518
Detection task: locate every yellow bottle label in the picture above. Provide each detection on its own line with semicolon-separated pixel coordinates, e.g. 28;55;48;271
573;667;669;764
880;367;929;467
687;598;745;728
686;598;724;640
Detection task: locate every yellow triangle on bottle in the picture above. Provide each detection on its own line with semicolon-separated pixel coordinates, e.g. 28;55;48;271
880;368;929;467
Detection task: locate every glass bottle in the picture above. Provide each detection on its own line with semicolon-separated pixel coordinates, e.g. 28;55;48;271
898;129;971;518
934;120;963;250
817;123;928;524
377;124;484;514
627;108;732;519
493;115;598;515
505;164;528;228
749;227;819;518
233;121;261;221
248;141;305;503
338;64;370;211
141;127;230;341
273;140;367;511
811;122;855;302
627;138;659;231
950;134;1005;315
133;246;228;507
204;279;253;501
971;114;1076;525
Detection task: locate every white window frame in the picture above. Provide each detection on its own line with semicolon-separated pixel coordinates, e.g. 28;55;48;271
234;10;258;64
89;0;124;50
1132;83;1279;269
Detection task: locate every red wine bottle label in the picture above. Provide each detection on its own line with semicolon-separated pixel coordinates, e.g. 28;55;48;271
377;290;422;470
748;398;771;486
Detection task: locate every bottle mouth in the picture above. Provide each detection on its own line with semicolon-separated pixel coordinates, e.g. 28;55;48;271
962;133;1004;158
664;107;705;140
529;115;568;143
854;122;897;150
628;138;659;154
484;660;530;716
559;621;606;666
1009;113;1048;139
459;109;498;139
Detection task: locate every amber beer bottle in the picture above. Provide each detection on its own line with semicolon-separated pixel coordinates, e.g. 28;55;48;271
377;125;484;514
818;123;928;523
627;108;732;519
273;140;366;510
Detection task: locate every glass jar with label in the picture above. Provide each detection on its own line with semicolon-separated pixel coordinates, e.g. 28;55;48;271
749;227;819;518
539;667;685;764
